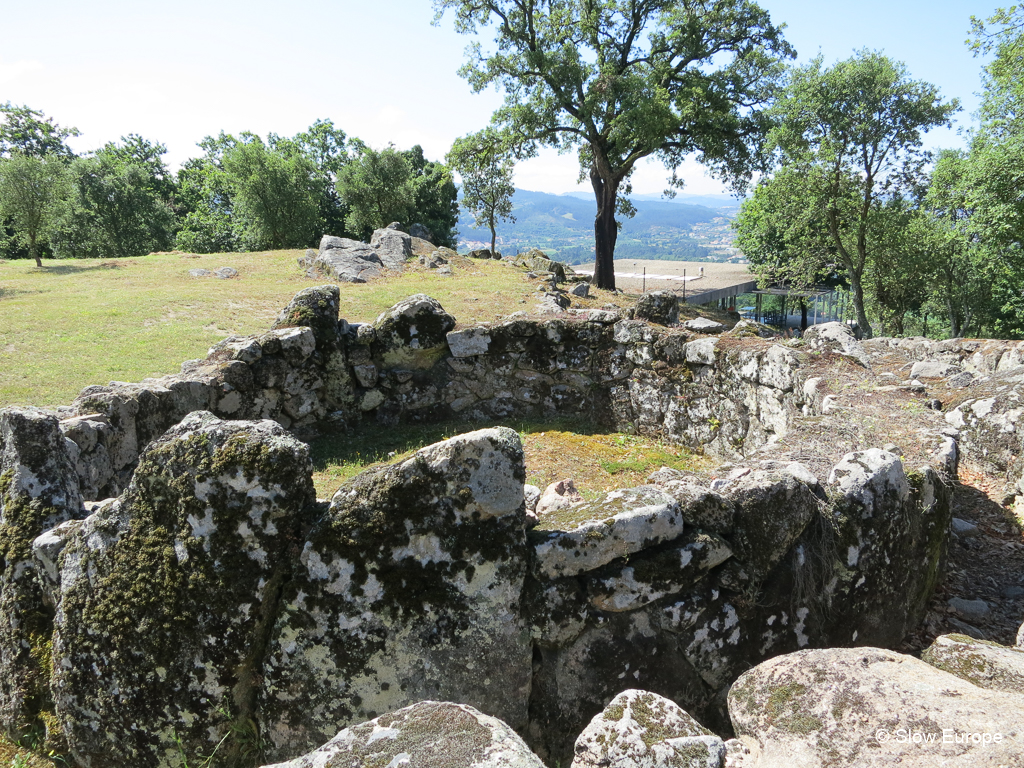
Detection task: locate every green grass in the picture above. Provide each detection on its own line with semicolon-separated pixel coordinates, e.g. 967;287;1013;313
0;250;553;408
309;419;712;500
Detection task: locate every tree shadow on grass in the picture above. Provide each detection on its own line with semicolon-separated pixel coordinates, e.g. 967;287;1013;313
0;286;44;300
39;261;125;275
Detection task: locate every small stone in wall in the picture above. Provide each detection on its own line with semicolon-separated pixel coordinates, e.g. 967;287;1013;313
635;290;679;325
683;317;726;334
536;478;583;516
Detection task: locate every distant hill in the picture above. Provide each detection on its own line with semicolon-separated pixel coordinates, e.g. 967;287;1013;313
458;188;740;265
561;190;743;210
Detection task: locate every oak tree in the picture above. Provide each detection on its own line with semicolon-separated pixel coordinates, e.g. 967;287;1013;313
435;0;793;289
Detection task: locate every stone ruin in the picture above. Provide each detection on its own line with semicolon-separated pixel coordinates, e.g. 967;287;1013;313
7;283;1024;766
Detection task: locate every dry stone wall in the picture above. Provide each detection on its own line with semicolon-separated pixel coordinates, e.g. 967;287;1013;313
0;289;958;767
53;286;813;503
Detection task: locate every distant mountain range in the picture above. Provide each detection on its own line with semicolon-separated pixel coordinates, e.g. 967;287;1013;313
559;190;743;210
457;188;742;265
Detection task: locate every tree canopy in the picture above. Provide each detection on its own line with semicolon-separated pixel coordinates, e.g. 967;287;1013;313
0;103;79;159
0;153;69;266
435;0;794;289
447;128;516;256
336;146;417;240
741;50;959;337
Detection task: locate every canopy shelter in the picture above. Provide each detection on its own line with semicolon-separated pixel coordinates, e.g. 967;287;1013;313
751;286;846;329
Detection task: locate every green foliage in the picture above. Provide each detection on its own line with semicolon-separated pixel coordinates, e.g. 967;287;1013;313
0;154;70;266
336;146;417;240
0;103;79;159
292;119;351;239
221;134;320;250
756;50;959;337
405;145;459;248
735;165;843;291
435;0;794;288
447;128;516;254
54;139;176;259
174;157;237;254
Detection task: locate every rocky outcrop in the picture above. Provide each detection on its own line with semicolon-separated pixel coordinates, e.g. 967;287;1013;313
259;701;545;768
728;645;1024;766
315;236;383;283
315;225;414;283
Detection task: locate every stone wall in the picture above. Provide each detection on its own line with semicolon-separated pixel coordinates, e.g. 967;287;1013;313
54;287;812;503
0;290;958;767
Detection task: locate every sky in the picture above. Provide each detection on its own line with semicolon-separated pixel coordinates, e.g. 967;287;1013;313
0;0;1003;198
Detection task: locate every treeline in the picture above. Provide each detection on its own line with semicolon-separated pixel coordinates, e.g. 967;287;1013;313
735;12;1024;340
0;107;459;265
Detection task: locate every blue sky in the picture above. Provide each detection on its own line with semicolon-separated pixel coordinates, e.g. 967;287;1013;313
0;0;1001;196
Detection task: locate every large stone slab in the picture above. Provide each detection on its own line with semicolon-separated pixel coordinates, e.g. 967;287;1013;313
50;412;318;768
729;646;1024;767
259;428;531;762
259;701;544;768
531;486;683;580
0;407;82;744
370;225;413;270
316;236;383;283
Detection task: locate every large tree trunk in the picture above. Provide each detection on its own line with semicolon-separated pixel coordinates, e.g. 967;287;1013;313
29;234;41;268
850;273;872;339
489;221;497;258
591;166;619;291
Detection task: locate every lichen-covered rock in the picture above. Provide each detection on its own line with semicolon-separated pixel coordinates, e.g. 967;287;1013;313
448;327;492;357
635;291;679;326
50;412;318;768
272;284;341;347
259;428;531;762
370;226;413;270
570;689;721;768
683;317;725;334
724;472;819;581
823;451;949;647
531;486;683;579
585;531;732;612
945;390;1024;492
728;646;1024;767
802;321;869;366
653;479;734;535
316;236;383;283
922;633;1024;695
0;407;82;743
372;294;457;369
259;701;544;768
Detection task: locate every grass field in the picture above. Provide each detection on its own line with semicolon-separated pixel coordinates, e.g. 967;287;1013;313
0;250;555;407
1;249;720;503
